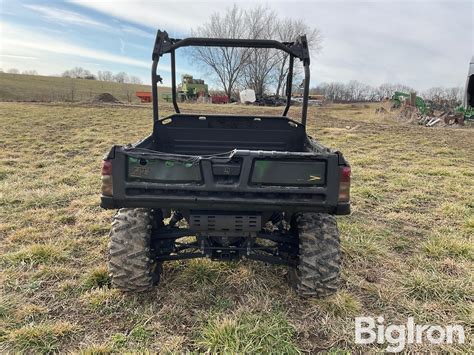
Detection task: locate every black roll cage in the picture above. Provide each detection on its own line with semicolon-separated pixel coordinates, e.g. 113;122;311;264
151;30;311;126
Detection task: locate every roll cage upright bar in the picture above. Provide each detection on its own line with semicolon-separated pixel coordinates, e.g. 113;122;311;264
151;30;311;126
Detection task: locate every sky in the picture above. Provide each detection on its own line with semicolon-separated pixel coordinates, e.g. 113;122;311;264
0;0;472;91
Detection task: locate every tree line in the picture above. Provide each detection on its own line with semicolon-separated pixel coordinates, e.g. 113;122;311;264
1;66;142;85
2;68;38;75
311;81;463;106
61;67;143;84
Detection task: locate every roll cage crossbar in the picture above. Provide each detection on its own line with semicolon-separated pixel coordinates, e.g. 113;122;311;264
151;30;311;126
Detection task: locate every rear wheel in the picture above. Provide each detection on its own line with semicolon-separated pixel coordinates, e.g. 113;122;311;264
108;208;161;292
289;213;341;297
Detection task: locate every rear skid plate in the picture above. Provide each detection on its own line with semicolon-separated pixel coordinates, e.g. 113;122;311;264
189;212;262;235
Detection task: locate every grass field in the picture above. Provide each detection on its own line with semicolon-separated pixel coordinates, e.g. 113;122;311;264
0;73;170;103
0;102;472;352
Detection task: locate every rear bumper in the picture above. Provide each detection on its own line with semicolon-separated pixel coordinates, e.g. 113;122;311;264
100;195;350;215
102;146;351;216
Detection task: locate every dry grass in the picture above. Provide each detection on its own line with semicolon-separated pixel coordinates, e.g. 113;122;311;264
0;73;170;103
0;101;472;352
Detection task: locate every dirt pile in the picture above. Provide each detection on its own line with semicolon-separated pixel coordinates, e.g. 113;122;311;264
93;93;120;104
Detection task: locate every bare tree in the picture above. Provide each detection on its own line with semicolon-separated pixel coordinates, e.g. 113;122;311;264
424;86;463;107
62;67;92;79
238;6;278;97
113;72;129;83
321;82;347;102
191;5;249;101
444;87;462;106
377;83;395;100
424;87;444;103
7;68;19;74
192;4;322;99
345;80;374;102
376;83;414;100
98;70;113;81
22;70;38;75
314;81;420;103
274;18;322;98
124;84;133;103
129;75;143;84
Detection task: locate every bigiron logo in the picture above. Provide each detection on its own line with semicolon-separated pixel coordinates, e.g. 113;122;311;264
355;316;466;352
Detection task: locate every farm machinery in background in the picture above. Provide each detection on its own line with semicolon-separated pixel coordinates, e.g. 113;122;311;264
177;74;208;101
389;91;466;127
390;57;474;125
139;74;229;104
177;75;229;104
158;74;209;103
136;91;152;103
391;91;429;114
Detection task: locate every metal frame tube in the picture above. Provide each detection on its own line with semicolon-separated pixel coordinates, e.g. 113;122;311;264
301;61;310;126
152;60;159;122
170;50;180;113
165;37;301;57
151;30;311;128
282;55;294;116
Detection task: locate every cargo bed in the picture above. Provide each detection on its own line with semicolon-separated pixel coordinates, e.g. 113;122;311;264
101;114;350;215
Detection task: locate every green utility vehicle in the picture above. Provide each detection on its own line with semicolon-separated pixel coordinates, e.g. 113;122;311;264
100;31;351;297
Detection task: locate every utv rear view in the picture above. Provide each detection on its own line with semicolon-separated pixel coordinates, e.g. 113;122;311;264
100;31;351;297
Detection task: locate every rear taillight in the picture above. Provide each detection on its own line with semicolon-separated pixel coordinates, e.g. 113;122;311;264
338;166;351;202
101;160;113;196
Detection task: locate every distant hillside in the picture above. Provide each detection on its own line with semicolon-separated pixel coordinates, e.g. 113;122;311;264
0;73;171;103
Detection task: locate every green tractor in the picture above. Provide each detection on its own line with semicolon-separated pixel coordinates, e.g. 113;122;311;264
178;74;209;101
391;91;430;115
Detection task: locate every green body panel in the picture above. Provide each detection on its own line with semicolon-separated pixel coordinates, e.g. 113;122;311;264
128;157;202;183
251;160;326;186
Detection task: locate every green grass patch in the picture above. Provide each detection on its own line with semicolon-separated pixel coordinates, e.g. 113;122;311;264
82;266;111;289
311;291;362;317
2;244;67;266
423;235;473;260
81;288;123;311
7;322;75;352
0;297;14;319
196;312;298;353
340;228;388;263
129;325;152;342
182;259;226;286
402;269;471;303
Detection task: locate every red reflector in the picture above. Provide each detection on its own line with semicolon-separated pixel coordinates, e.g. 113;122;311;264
102;160;112;175
340;166;351;182
338;166;351;202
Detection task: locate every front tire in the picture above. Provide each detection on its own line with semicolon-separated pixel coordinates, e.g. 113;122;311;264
108;208;159;292
289;213;341;298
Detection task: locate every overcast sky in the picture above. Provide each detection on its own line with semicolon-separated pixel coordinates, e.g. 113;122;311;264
0;0;472;91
